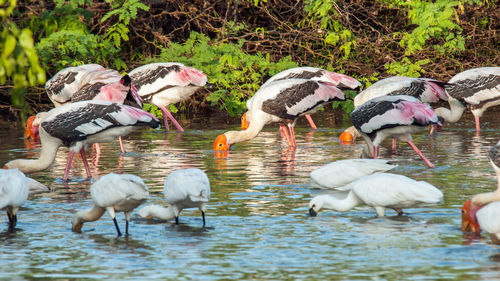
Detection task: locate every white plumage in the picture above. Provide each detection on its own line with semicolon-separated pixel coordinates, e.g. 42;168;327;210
310;159;397;190
0;169;30;231
214;78;345;150
445;67;500;132
4;100;159;181
308;173;443;217
72;173;149;236
138;168;210;226
353;76;448;108
476;201;500;244
128;62;207;132
350;95;440;168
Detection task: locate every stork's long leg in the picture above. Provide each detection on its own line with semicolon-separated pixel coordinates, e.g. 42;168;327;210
473;114;481;133
158;104;184;132
118;137;126;153
79;149;92;180
63;151;77;181
304;114;317;130
280;124;293;146
406;140;435;168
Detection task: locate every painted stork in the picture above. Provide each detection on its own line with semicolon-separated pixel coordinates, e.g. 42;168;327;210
340;76;459;143
42;64;143;153
461;140;500;242
128;62;208;133
0;168;30;231
72;173;149;236
214;78;346;151
138;168;210;226
4;101;160;182
308;173;442;217
444;67;500;133
350;95;440;168
310;159;397;190
242;67;361;130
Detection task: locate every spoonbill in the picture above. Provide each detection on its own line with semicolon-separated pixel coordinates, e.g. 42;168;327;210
308;173;443;217
138;168;210;226
0;168;30;231
310;159;397;190
72;173;149;236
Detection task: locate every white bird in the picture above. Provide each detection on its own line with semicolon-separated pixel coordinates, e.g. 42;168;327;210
42;65;143;153
349;95;440;168
308;173;443;217
476;201;500;244
340;76;459;143
353;76;449;108
4;101;160;181
444;67;500;133
240;67;361;130
45;64;108;106
128;62;208;132
214;78;346;151
461;140;500;235
138;168;210;226
72;173;149;236
0;168;30;231
310;159;397;190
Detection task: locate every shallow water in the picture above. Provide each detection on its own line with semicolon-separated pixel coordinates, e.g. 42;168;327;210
1;109;500;280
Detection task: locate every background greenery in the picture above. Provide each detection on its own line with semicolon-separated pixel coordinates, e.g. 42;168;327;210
0;0;498;122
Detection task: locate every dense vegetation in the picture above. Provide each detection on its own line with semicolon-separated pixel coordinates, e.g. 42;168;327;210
0;0;498;122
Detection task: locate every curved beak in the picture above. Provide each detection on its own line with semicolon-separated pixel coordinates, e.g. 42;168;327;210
339;131;354;144
241;112;249;130
213;134;230;151
309;208;317;217
461;199;481;233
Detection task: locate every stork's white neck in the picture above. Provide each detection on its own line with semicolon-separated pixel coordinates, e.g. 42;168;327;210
5;130;62;173
225;115;267;145
72;205;106;231
434;97;466;123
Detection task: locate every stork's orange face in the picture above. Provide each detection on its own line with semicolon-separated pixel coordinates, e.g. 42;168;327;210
339;131;354;144
213;134;230;151
241;112;249;130
24;115;39;141
461;199;481;233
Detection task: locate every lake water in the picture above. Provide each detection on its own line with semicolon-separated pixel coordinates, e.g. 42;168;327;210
1;109;500;280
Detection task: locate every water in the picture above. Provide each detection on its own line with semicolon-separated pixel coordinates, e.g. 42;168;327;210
1;110;500;280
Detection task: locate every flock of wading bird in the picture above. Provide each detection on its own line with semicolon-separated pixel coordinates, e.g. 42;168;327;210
0;63;499;243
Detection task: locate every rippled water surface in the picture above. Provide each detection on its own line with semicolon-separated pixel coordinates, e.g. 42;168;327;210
1;110;500;280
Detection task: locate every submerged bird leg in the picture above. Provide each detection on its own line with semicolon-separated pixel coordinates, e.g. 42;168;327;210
393;208;403;216
392;138;397;152
125;220;129;235
305;114;317;130
118;136;126;154
175;216;179;225
406;140;435;168
158;104;184;132
79;148;92;180
474;115;481;133
373;146;379;159
63;151;77;181
280;124;293;146
112;218;122;236
288;125;297;147
201;211;206;227
94;143;101;155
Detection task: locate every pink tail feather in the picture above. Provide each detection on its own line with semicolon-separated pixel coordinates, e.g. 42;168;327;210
395;101;439;125
325;72;361;89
